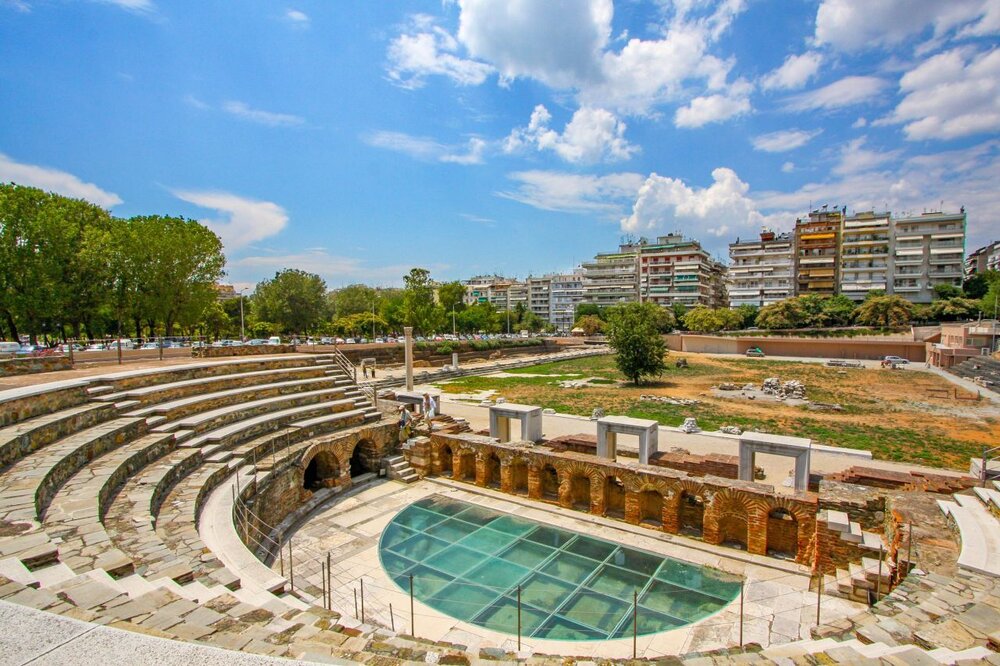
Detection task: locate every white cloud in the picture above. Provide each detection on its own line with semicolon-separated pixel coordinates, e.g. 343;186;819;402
386;15;493;89
363;131;486;165
285;9;309;25
884;48;1000;140
784;76;888;112
781;161;795;173
751;129;822;153
97;0;154;12
852;117;868;128
233;249;444;286
388;0;753;122
222;101;305;127
833;137;901;175
674;86;751;128
503;105;638;163
815;0;999;51
621;168;764;248
498;170;645;217
0;153;122;207
2;1;31;12
457;0;611;88
760;52;823;91
172;190;288;250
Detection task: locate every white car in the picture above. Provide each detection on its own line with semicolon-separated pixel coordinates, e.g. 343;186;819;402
883;355;909;364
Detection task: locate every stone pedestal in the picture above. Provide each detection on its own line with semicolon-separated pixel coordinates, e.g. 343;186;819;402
596;415;659;465
489;403;543;442
738;431;812;491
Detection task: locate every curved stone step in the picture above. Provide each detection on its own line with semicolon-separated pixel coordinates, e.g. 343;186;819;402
0;402;119;471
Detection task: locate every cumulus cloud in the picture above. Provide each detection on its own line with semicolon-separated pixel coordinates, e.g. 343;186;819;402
814;0;999;51
498;170;645;217
387;0;753;122
363;130;486;165
222;101;305;127
781;161;795;173
760;52;823;91
784;76;888;112
621;168;764;247
0;153;122;207
751;129;822;152
884;48;1000;140
232;249;426;286
386;14;493;89
674;86;752;128
503;105;638;163
172;190;288;250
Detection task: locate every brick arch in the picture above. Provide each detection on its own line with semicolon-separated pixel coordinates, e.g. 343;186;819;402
301;447;344;490
500;453;530;495
673;480;709;537
530;461;560;502
558;461;603;513
705;489;767;553
432;440;455;477
765;497;815;564
454;444;477;482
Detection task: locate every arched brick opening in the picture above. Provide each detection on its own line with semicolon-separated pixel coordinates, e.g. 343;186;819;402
349;439;378;477
766;507;798;559
605;476;625;519
718;513;748;550
303;450;341;490
569;475;591;512
483;452;501;489
510;460;528;495
679;491;705;537
457;450;476;481
638;489;663;526
439;443;453;477
540;464;559;501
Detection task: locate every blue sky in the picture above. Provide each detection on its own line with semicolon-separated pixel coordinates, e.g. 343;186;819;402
1;0;997;290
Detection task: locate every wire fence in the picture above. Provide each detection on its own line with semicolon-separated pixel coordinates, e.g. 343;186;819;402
231;488;916;657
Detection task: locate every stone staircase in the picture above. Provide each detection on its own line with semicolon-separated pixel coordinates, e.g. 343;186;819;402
820;509;891;604
937;484;1000;577
384;454;417;483
949;356;1000;388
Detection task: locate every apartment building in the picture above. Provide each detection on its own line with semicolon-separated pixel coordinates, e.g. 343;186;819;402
839;211;892;301
727;230;795;307
795;207;843;297
633;234;727;308
463;275;501;306
892;210;966;303
549;273;585;333
966;240;1000;278
581;248;639;307
526;276;552;323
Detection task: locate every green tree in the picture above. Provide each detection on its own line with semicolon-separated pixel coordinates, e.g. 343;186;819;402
683;307;724;332
821;295;857;326
756;298;807;329
402;268;440;333
932;283;963;300
735;304;759;329
670;303;688;331
252;269;328;335
605;302;668;385
854;295;913;327
929;297;980;322
456;301;497;333
575;314;605;335
436;281;467;314
964;271;999;300
332;311;388;336
328;284;377;319
575;303;604;321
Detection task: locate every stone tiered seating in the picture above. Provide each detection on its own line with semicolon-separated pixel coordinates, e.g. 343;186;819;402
937;493;1000;576
949;356;1000;387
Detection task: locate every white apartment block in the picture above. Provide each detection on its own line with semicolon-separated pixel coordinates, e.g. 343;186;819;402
527;276;551;323
892;211;966;303
966;240;1000;278
840;211;892;301
635;234;728;308
727;230;795;307
581;249;639;307
549;273;585;333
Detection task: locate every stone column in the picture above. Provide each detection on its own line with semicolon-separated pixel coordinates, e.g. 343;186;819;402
403;326;414;391
738;443;755;483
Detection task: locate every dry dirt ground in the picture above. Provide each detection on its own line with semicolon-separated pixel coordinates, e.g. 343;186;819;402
434;352;999;471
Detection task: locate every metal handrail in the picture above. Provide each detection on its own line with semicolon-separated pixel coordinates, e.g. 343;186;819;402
329;345;357;382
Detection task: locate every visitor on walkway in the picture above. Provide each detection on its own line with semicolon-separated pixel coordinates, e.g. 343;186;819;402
363;365;368;379
398;406;411;442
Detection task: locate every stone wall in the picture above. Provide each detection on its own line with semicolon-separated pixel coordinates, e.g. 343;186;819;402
0;385;89;428
818;480;886;530
648;449;758;480
191;344;298;358
668;333;927;362
0;356;72;377
412;431;820;566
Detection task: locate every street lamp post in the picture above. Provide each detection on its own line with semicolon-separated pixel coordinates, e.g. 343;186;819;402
452;303;457;337
239;288;248;342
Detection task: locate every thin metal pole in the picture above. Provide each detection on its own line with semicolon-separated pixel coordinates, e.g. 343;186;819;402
816;573;822;627
279;540;284;576
288;540;294;591
389;603;395;632
326;552;332;610
409;574;415;636
517;584;521;651
876;544;884;603
321;561;327;610
906;523;913;573
361;578;365;623
354;588;358;618
632;588;638;659
739;580;744;647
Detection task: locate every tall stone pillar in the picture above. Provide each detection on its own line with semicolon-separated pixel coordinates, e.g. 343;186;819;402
404;326;414;391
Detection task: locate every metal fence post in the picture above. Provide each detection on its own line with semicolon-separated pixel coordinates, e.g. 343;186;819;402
360;578;365;623
632;588;638;658
409;574;414;636
288;539;294;591
739;580;744;647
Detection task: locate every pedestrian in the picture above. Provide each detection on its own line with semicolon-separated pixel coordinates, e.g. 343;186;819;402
371;366;376;378
398;406;412;442
363;365;368;379
430;394;439;417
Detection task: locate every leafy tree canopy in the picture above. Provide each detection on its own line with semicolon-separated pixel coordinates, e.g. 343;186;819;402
252;269;328;335
605;302;668;385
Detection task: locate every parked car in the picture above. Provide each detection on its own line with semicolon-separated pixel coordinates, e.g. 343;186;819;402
268;336;281;345
745;346;765;358
344;338;356;344
247;339;268;346
883;355;909;364
140;342;159;350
